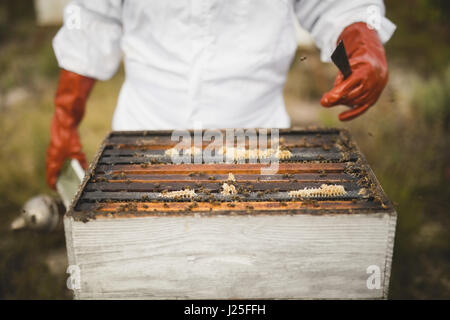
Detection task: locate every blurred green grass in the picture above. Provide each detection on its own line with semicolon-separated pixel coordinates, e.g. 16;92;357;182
0;1;449;299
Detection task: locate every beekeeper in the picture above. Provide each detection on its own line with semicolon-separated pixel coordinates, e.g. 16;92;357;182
46;0;396;188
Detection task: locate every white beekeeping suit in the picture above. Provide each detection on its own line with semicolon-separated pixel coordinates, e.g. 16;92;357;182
53;0;396;131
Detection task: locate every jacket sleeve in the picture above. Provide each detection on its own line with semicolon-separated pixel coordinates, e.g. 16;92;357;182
294;0;396;62
53;0;123;80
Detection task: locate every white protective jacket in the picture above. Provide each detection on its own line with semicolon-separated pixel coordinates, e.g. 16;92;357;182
53;0;395;130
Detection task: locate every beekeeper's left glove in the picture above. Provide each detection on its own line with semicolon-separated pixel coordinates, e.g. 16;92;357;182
321;22;389;121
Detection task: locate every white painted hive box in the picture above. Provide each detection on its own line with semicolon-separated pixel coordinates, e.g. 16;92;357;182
65;129;396;299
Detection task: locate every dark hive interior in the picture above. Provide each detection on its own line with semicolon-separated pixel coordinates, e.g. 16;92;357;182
69;129;394;222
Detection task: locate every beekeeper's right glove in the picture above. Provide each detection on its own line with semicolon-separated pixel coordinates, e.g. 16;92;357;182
46;69;96;189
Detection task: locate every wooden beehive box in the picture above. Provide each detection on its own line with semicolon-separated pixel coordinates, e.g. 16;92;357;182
64;129;396;299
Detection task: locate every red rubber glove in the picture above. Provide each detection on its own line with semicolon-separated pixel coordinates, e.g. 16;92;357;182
46;69;96;189
321;22;389;121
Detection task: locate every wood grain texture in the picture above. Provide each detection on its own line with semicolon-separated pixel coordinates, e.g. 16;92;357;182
95;162;347;175
76;200;380;215
65;213;396;299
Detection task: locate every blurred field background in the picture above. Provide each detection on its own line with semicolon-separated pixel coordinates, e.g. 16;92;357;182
0;1;448;299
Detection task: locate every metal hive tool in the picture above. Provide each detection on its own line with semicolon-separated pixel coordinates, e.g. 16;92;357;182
68;129;394;221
